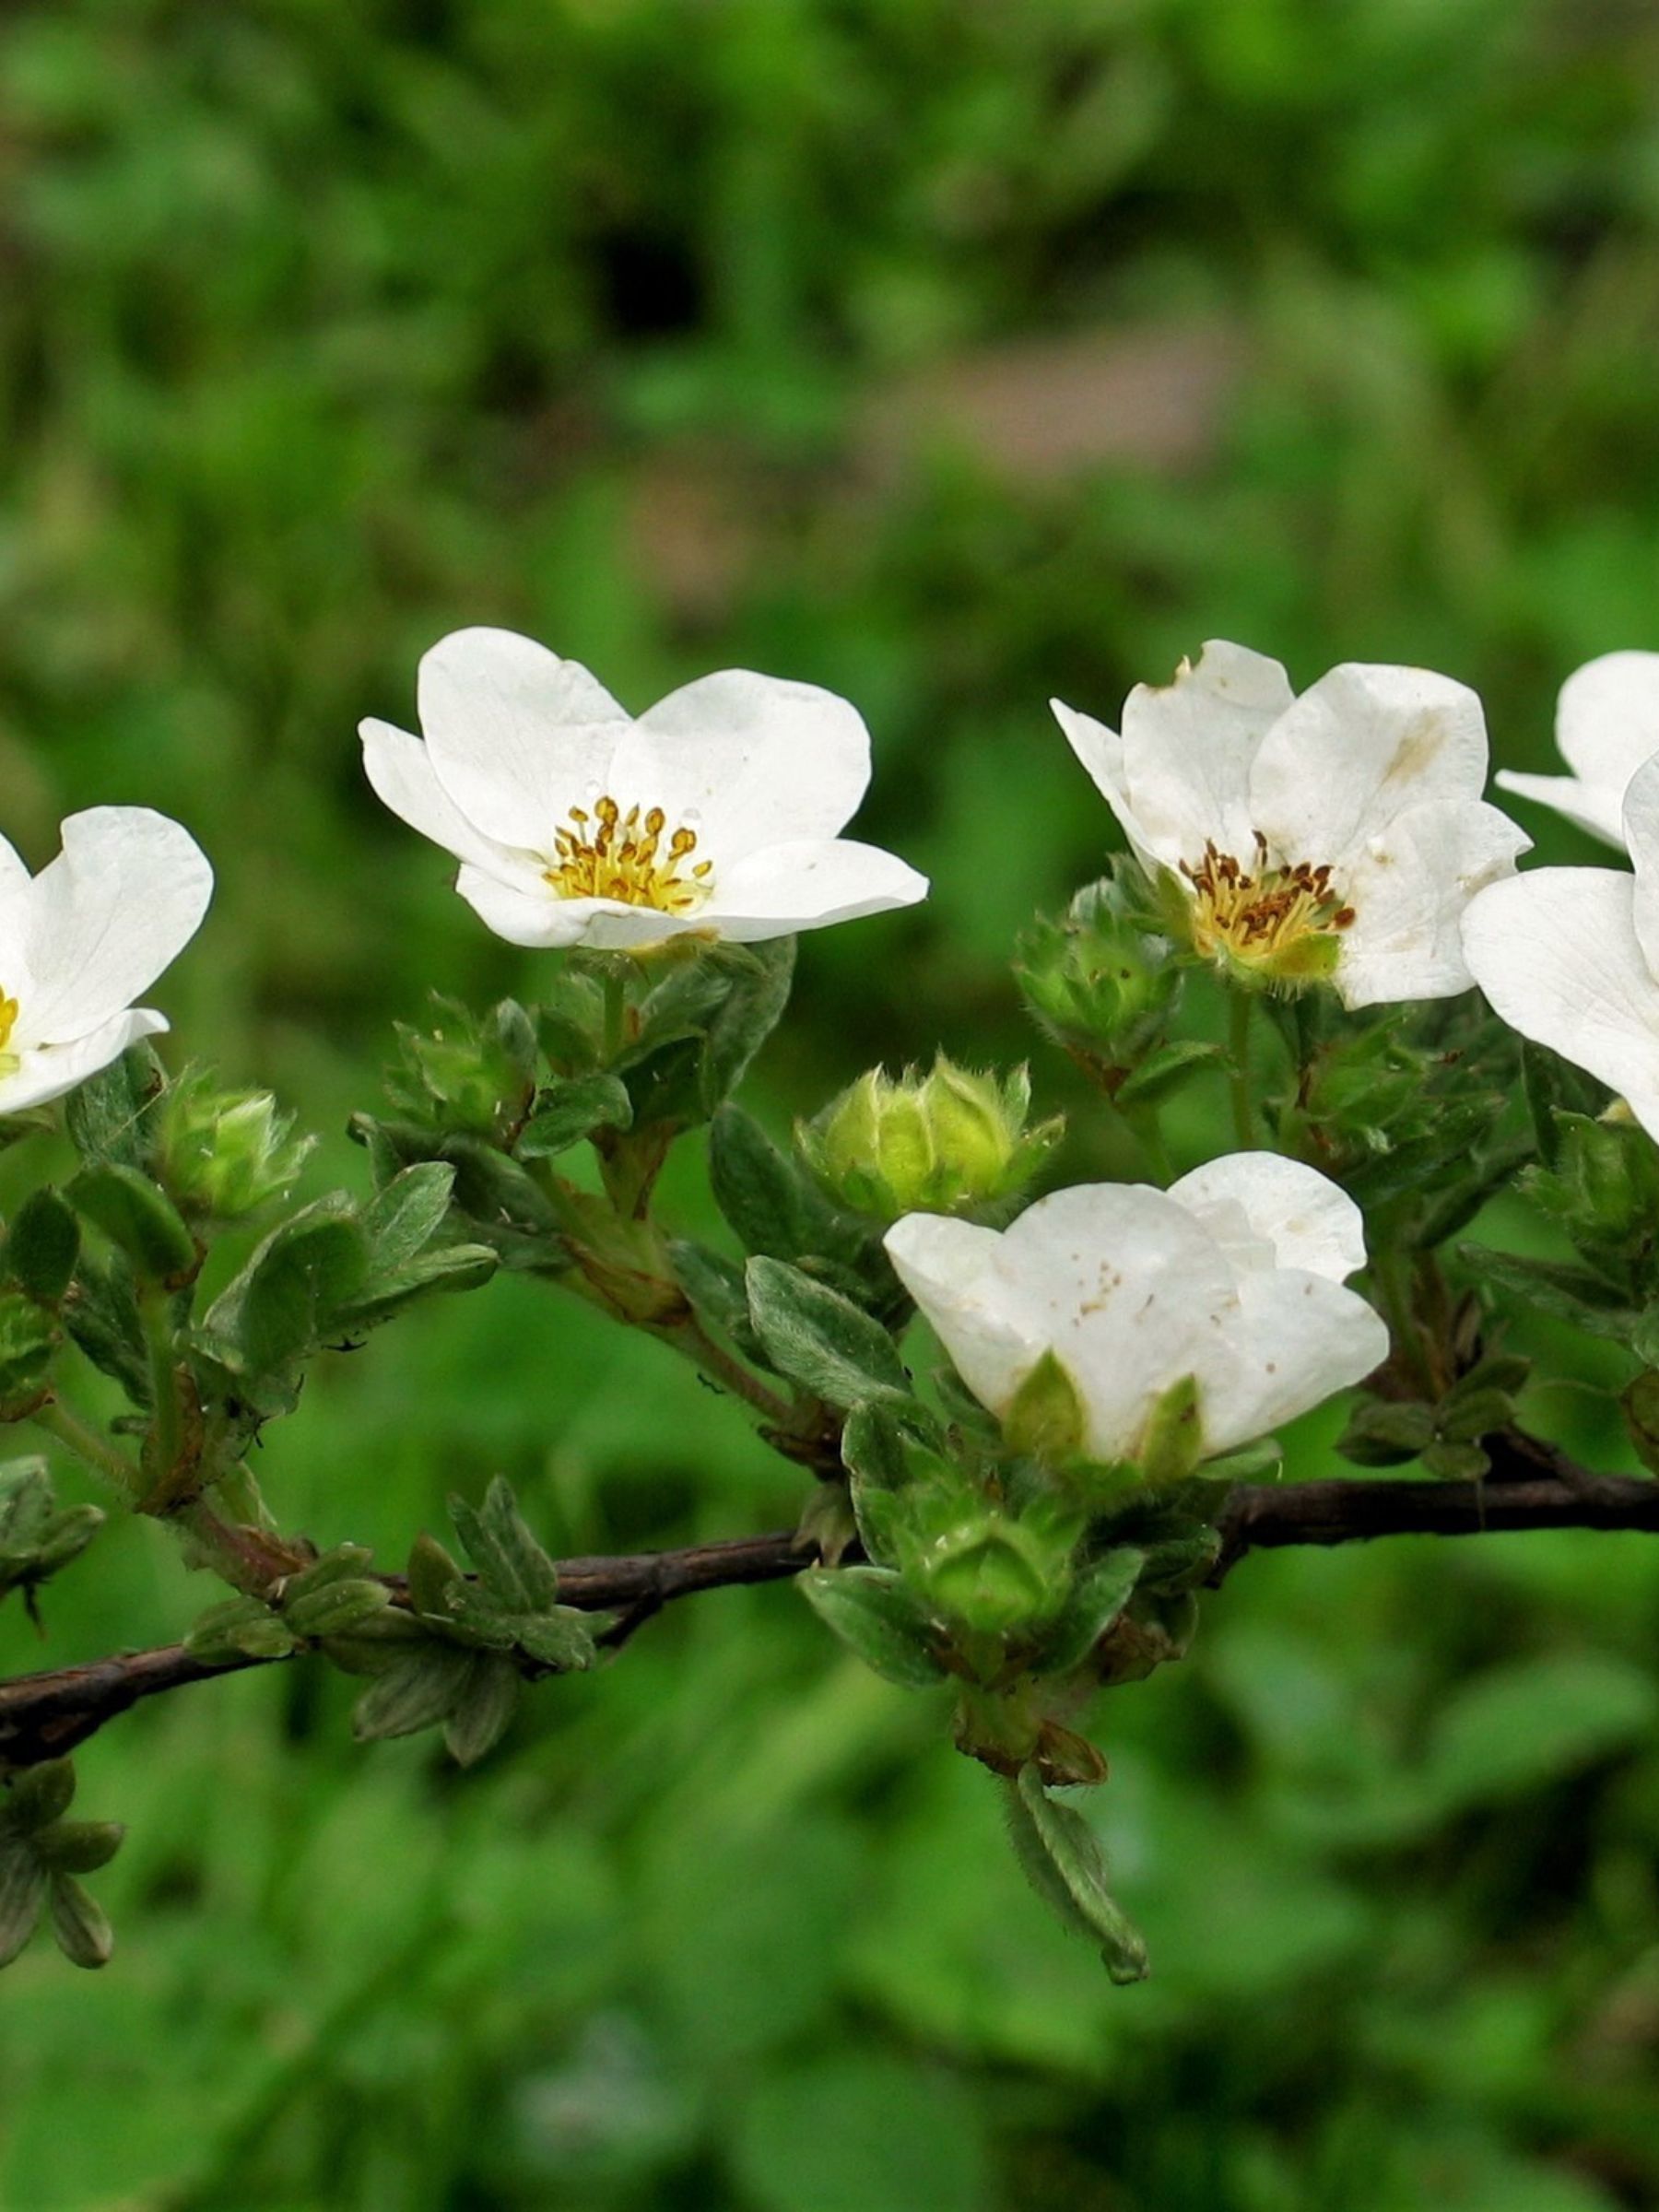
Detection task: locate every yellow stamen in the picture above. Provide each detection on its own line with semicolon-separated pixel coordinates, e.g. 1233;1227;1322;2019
544;796;713;915
1181;832;1354;976
0;992;18;1053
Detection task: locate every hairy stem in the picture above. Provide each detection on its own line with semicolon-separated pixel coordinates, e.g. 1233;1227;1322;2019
29;1400;139;1496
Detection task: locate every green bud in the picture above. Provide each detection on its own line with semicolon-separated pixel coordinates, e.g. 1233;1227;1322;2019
797;1056;1062;1223
1526;1108;1659;1273
385;998;537;1142
1015;870;1177;1063
909;1509;1073;1637
158;1070;314;1223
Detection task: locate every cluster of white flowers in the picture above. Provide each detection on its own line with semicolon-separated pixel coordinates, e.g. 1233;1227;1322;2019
24;622;1659;1482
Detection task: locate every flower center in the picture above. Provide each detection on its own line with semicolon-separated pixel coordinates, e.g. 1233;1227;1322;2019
1180;833;1355;978
544;796;714;914
0;991;18;1054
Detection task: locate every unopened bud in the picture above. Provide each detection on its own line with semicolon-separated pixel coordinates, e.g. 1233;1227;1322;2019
159;1072;313;1222
798;1057;1062;1223
387;999;537;1141
1015;874;1177;1061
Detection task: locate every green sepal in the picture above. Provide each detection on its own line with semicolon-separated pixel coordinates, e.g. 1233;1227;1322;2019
517;1075;634;1159
1039;1549;1145;1677
798;1566;946;1688
1003;1351;1086;1463
48;1875;113;1969
745;1256;910;1410
68;1163;197;1285
4;1191;79;1304
63;1045;165;1171
1006;1763;1149;1984
1137;1372;1203;1487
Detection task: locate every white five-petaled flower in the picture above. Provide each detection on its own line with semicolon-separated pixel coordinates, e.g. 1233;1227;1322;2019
1053;641;1529;1008
884;1154;1388;1465
361;627;928;949
1463;753;1659;1142
0;808;213;1114
1495;649;1659;850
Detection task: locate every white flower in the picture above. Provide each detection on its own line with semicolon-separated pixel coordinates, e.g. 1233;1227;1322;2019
884;1153;1388;1465
1463;753;1659;1141
361;627;928;949
1053;641;1529;1008
1495;650;1659;849
0;808;213;1113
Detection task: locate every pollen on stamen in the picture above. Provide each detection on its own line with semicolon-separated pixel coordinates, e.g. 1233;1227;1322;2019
544;794;714;915
1182;834;1355;976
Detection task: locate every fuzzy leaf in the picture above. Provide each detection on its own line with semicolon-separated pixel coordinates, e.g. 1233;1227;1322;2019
0;1841;45;1968
5;1191;79;1303
1006;1764;1149;1983
799;1567;946;1688
746;1257;909;1410
443;1653;523;1766
517;1075;633;1159
48;1875;113;1969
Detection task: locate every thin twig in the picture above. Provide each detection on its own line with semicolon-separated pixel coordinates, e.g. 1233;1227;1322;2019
3;1438;1654;1770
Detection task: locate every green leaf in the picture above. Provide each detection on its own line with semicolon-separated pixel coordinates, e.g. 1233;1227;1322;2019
1457;1244;1637;1337
1041;1549;1145;1676
5;1759;75;1833
334;1241;499;1333
0;1292;55;1414
359;1162;456;1271
406;1531;464;1616
352;1644;476;1742
449;1476;560;1615
700;936;796;1112
184;1595;300;1662
1623;1371;1659;1475
283;1577;392;1640
710;1104;872;1271
517;1074;633;1159
1114;1039;1224;1107
442;1653;522;1766
798;1567;946;1688
34;1821;124;1875
0;1841;45;1968
1138;1371;1203;1486
5;1191;79;1303
746;1257;909;1410
206;1196;370;1377
1006;1763;1149;1983
669;1238;771;1365
1523;1042;1608;1166
1335;1396;1436;1467
68;1163;196;1283
48;1875;113;1969
65;1252;150;1402
0;1460;102;1603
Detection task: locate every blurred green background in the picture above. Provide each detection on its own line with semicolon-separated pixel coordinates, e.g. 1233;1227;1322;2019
4;1;1659;2206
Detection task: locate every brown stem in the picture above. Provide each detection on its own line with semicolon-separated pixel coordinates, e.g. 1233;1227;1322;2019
2;1434;1653;1770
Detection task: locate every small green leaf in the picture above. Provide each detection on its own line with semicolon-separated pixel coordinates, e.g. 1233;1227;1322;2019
0;1292;56;1414
5;1191;79;1303
1623;1371;1659;1476
710;1104;872;1272
69;1163;196;1284
5;1760;75;1833
1335;1397;1436;1467
184;1595;300;1663
63;1046;164;1171
746;1256;909;1410
283;1578;391;1639
48;1875;113;1969
517;1075;633;1159
699;936;796;1111
406;1531;464;1617
359;1163;456;1271
1138;1372;1203;1487
63;1253;149;1402
34;1821;124;1875
1006;1764;1149;1983
1114;1040;1224;1107
0;1841;45;1968
207;1197;370;1377
798;1567;946;1688
442;1653;522;1766
449;1476;560;1615
352;1645;475;1742
1003;1350;1086;1463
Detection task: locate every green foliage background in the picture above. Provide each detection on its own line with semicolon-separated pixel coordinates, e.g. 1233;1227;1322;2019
3;2;1659;2205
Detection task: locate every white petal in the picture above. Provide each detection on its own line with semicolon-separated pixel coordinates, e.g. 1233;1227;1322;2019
1493;770;1628;849
1330;797;1530;1010
884;1212;1050;1418
1050;700;1160;867
1117;641;1294;871
996;1183;1245;1463
360;718;542;880
417;628;629;850
1168;1153;1368;1282
1462;868;1659;1139
1555;650;1659;791
18;809;212;1047
1251;664;1489;866
1621;753;1659;977
0;1007;169;1115
0;832;39;1005
1202;1269;1390;1454
609;670;875;853
705;838;927;940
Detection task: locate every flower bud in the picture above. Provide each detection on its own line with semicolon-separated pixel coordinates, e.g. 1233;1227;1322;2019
1015;874;1177;1063
386;999;537;1142
797;1057;1062;1223
158;1072;314;1222
1527;1104;1659;1264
